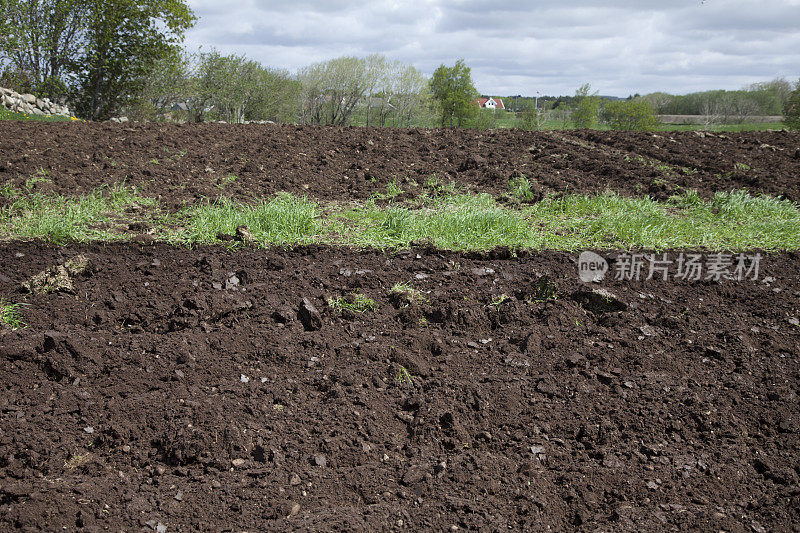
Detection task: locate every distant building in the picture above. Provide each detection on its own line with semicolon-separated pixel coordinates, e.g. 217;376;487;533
476;97;504;110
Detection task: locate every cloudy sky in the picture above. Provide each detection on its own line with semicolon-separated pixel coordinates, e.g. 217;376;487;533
184;0;800;97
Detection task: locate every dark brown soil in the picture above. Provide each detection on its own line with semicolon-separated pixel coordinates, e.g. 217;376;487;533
1;242;798;531
2;123;799;208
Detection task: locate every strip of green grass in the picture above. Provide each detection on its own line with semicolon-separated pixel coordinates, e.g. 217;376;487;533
1;185;797;251
0;183;155;243
528;191;800;250
327;190;799;251
0;107;76;122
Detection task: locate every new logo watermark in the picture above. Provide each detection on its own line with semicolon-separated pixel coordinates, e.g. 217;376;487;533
578;252;762;282
577;251;609;282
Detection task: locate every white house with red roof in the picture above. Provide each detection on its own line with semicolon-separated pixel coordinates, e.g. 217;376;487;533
476;97;504;110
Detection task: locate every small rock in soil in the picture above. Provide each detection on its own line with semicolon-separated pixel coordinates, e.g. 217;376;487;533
640;325;656;336
401;465;428;485
225;273;240;290
235;225;256;243
313;454;327;467
298;298;322;331
565;353;584;367
573;288;627;313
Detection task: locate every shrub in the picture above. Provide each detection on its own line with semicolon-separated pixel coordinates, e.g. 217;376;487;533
470;110;497;130
603;100;660;131
571;83;600;128
783;80;800;130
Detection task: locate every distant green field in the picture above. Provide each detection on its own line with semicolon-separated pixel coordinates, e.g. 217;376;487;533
345;107;785;132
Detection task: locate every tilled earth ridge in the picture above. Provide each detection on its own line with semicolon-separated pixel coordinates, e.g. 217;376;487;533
1;123;799;209
0;242;798;531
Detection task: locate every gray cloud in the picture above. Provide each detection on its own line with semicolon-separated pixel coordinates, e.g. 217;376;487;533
185;0;800;96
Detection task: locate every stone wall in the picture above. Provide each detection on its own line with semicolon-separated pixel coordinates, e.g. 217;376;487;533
0;87;73;117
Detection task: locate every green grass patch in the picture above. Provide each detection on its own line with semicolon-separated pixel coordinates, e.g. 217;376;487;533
0;183;156;243
327;293;376;314
0;298;26;330
179;193;320;245
216;174;238;189
329;189;800;251
529;190;800;250
389;282;426;306
332;193;533;249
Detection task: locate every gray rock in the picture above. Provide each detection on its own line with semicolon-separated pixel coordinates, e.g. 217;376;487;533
235;225;255;243
573;288;627;313
298;297;322;331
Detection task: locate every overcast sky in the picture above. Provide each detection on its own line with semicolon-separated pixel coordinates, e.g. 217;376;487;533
184;0;800;97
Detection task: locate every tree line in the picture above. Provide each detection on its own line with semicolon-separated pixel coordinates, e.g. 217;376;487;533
1;1;798;129
0;0;434;125
0;0;195;120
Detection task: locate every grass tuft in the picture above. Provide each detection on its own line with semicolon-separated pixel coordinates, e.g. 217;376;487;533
389;282;426;306
327;293;376;314
508;175;536;201
0;298;26;330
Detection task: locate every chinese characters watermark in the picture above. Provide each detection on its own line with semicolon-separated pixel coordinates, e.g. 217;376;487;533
578;251;762;282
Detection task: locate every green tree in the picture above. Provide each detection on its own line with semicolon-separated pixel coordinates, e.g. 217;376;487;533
130;48;193;121
429;59;478;127
389;63;429;128
602;99;660;131
639;92;673;114
243;66;300;124
0;0;88;99
72;0;195;120
571;82;599;128
298;55;379;125
133;49;299;124
519;106;543;131
783;79;800;130
748;77;793;113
